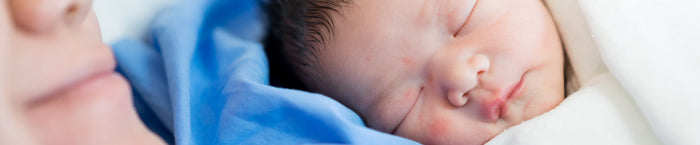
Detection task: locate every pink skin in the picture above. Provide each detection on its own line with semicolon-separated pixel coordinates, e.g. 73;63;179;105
303;0;565;144
0;0;164;144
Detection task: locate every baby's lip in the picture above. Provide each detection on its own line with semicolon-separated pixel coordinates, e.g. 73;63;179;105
501;76;525;118
483;75;525;122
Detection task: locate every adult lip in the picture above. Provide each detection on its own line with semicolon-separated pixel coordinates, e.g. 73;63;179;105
63;53;116;92
30;46;117;104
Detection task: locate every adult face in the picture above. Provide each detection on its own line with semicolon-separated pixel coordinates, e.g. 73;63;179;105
1;0;164;144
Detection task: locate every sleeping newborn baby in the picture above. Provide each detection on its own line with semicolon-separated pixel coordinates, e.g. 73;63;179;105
266;0;565;144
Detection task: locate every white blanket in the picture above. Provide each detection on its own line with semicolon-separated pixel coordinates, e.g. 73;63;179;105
488;0;700;145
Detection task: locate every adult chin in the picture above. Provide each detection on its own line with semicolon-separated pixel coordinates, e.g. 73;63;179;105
25;73;164;145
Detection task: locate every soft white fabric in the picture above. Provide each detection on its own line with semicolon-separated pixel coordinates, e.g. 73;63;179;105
487;74;660;145
580;1;700;144
488;0;700;145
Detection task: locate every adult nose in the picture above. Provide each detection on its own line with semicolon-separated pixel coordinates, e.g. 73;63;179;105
10;0;93;32
429;48;490;107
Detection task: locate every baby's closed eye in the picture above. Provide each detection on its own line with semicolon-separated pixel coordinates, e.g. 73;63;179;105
444;0;479;37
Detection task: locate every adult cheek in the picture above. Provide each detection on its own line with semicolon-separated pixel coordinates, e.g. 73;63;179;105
1;0;9;87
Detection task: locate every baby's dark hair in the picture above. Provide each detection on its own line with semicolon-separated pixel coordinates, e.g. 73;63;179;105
263;0;351;90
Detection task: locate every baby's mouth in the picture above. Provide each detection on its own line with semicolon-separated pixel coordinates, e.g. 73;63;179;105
483;74;525;122
500;75;525;119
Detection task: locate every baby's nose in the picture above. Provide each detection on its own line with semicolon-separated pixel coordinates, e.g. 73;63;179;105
469;54;490;76
10;0;93;32
447;54;490;106
429;49;490;107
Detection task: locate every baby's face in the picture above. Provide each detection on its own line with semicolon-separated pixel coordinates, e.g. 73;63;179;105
310;0;564;144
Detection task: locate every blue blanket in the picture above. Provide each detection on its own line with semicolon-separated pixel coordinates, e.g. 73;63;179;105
112;0;418;144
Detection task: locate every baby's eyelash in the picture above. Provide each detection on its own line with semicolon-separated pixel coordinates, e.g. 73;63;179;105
453;20;468;37
454;0;480;37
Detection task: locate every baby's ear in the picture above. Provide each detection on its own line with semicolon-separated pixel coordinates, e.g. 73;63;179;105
9;0;93;33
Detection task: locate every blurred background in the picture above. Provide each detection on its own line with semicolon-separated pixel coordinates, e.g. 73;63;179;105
94;0;174;44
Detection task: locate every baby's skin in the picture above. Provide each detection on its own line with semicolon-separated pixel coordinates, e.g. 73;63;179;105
302;0;565;144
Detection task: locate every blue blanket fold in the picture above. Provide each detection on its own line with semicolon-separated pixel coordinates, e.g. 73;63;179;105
112;0;418;144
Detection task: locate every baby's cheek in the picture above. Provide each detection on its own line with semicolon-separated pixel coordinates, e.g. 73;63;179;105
402;56;415;67
429;117;448;136
424;115;493;145
426;116;452;144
